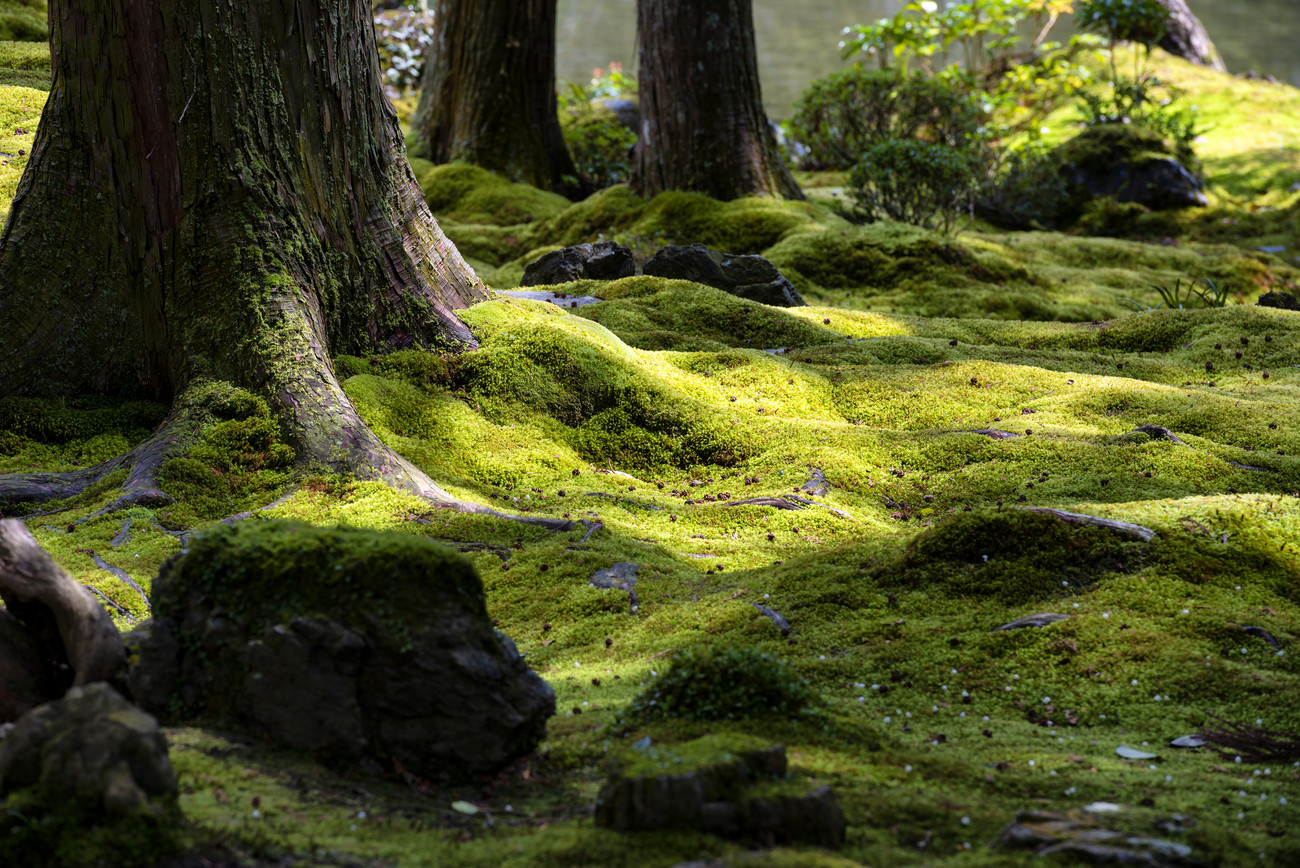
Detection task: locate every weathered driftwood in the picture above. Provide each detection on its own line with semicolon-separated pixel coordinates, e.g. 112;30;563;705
1020;508;1157;542
0;519;127;721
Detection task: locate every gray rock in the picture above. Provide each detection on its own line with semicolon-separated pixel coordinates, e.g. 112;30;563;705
128;521;554;778
642;244;806;307
0;683;175;814
521;241;636;286
753;604;791;635
997;809;1201;867
590;562;640;590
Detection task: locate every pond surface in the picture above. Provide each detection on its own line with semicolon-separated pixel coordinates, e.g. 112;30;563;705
556;0;1300;118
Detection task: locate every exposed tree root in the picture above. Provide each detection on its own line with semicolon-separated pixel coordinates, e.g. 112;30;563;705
1198;713;1300;763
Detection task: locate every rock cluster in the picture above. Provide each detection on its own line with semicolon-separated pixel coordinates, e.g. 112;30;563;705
0;683;175;814
595;735;845;847
643;243;806;307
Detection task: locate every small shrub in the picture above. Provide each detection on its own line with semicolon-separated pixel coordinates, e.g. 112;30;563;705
850;139;985;234
623;645;821;723
559;63;639;192
977;141;1073;229
786;66;987;171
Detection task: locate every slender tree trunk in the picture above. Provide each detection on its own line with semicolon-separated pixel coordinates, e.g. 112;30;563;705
411;0;577;195
632;0;802;202
0;0;491;511
1155;0;1225;71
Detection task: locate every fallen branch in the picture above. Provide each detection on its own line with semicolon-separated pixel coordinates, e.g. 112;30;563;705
1019;508;1157;542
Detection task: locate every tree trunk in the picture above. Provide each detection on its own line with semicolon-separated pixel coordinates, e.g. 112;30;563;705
411;0;577;195
0;0;496;512
632;0;803;202
1156;0;1226;71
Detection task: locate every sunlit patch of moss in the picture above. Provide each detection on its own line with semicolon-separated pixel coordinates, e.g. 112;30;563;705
0;81;41;223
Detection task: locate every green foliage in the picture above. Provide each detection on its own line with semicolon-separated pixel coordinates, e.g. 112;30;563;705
850;139;985;234
623;645;822;724
558;63;638;192
786;66;988;171
1076;72;1202;161
977;139;1073;229
1121;277;1236;311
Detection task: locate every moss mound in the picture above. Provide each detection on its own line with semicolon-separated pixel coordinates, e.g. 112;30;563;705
876;509;1155;604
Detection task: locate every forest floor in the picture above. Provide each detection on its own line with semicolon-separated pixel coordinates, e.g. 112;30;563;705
2;47;1300;868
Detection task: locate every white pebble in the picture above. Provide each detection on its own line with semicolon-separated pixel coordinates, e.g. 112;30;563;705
961;816;970;825
1043;697;1051;704
904;764;913;773
1028;760;1036;767
1165;775;1172;782
858;696;865;702
252;809;262;819
1103;612;1110;619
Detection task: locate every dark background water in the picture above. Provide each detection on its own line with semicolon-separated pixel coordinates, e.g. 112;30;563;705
556;0;1300;118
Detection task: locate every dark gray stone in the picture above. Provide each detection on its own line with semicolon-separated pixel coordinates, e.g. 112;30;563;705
595;738;842;847
0;683;175;813
992;613;1070;632
642;243;806;307
127;521;554;778
1257;291;1300;311
521;241;636;286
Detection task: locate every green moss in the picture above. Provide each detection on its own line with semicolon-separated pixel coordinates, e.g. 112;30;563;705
156;520;480;640
153;384;294;528
411;161;571;226
0;83;48;225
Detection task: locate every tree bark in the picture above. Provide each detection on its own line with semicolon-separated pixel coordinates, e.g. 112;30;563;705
632;0;803;202
0;519;127;721
0;0;497;512
411;0;577;195
1156;0;1226;71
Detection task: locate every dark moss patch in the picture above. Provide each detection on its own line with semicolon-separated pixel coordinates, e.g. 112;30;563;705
875;509;1154;604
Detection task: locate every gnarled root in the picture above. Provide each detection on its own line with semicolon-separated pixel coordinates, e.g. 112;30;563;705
0;519;127;722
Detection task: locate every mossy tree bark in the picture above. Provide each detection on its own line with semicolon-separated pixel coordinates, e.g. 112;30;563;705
631;0;803;202
0;0;491;511
410;0;577;196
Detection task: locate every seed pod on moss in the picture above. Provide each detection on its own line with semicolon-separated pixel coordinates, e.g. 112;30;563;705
1205;361;1213;372
1263;371;1271;379
1241;337;1249;345
669;515;677;521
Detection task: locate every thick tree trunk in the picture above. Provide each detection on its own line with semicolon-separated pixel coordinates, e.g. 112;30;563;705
411;0;577;195
0;0;494;510
1156;0;1225;71
632;0;802;202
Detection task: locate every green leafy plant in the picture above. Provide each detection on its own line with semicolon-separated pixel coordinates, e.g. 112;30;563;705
558;63;639;192
622;645;822;724
373;4;434;98
977;139;1073;229
1120;277;1234;311
786;66;989;171
851;138;986;234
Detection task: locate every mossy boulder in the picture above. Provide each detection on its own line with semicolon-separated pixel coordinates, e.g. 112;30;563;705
1055;124;1207;212
127;521;555;777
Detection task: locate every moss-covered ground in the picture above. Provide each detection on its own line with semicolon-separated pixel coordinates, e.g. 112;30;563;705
2;43;1300;868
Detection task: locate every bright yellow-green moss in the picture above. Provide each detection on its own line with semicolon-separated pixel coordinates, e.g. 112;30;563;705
0;81;43;223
